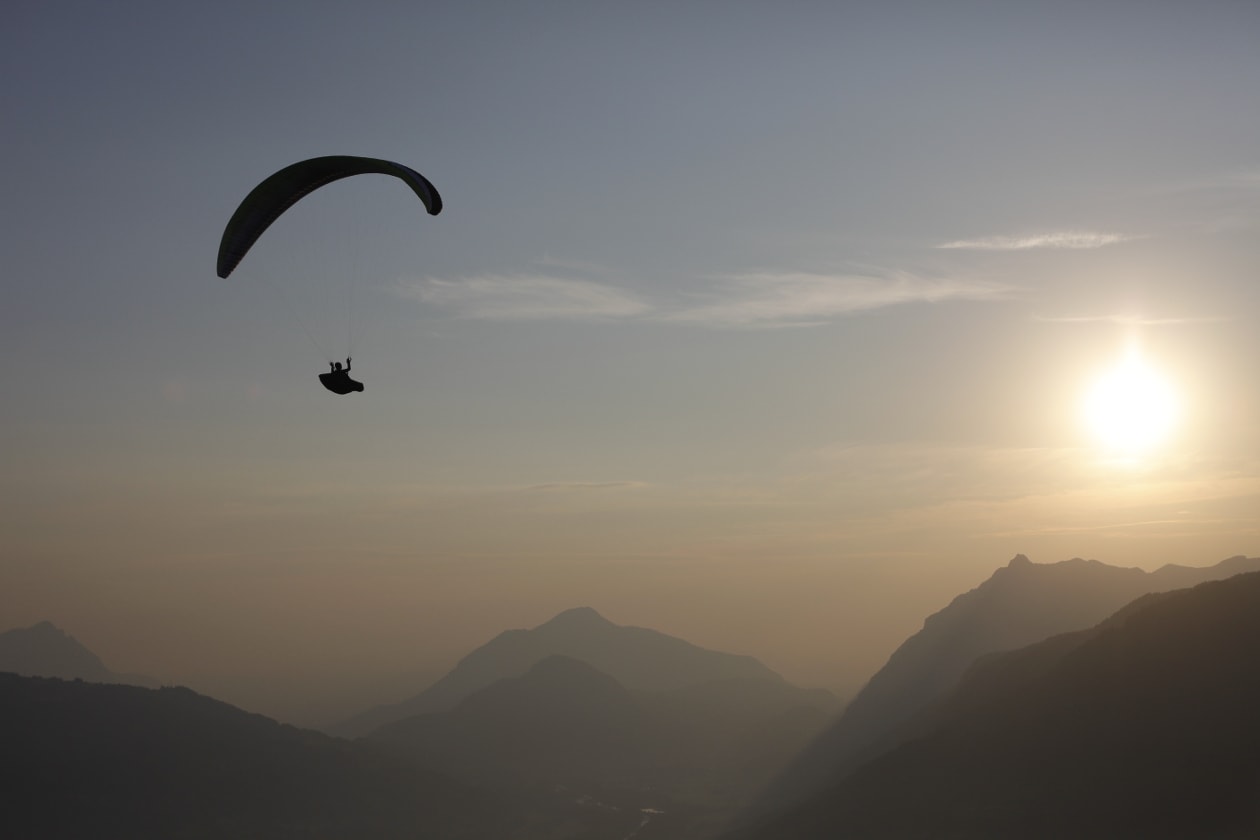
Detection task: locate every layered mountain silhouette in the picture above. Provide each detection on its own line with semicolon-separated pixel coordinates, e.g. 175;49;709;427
0;673;536;839
332;606;783;737
0;612;835;839
734;570;1260;838
750;553;1260;820
0;620;155;686
366;654;839;838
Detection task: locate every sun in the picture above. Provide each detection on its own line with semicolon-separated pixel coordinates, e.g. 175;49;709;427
1081;348;1179;458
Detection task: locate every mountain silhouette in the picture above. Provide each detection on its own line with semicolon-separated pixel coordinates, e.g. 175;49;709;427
332;606;783;737
0;672;536;839
368;654;840;838
0;620;155;686
371;656;651;789
750;553;1260;820
735;570;1260;838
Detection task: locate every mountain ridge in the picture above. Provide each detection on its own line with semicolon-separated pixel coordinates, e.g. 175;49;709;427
0;672;538;839
735;570;1260;838
748;553;1260;820
331;605;784;737
0;620;156;687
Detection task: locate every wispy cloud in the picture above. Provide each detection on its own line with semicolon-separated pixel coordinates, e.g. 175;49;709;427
526;481;648;492
406;269;1008;328
663;272;1010;327
1035;313;1227;326
937;231;1137;250
400;274;650;321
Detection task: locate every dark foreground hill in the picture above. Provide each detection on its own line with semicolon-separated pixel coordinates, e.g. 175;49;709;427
0;620;155;686
752;554;1260;818
735;571;1260;839
0;673;601;840
368;654;839;839
333;606;783;737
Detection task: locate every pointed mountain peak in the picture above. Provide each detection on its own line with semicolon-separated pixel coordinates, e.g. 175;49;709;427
990;554;1120;584
539;607;613;630
4;620;78;644
0;621;113;682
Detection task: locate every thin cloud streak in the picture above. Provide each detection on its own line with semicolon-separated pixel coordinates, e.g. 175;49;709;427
937;232;1137;250
401;274;650;321
1035;313;1227;326
663;272;1010;327
527;481;649;492
405;270;1009;327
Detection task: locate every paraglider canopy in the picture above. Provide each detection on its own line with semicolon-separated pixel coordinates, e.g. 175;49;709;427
216;155;442;280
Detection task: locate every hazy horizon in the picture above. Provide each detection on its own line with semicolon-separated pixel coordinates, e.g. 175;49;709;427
6;1;1260;727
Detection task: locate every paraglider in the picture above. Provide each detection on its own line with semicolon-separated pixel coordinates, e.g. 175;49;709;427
217;156;442;394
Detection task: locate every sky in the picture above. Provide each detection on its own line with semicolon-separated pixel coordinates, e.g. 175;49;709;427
4;0;1260;726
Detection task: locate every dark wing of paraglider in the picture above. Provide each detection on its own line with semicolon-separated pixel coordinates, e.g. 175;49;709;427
216;156;442;279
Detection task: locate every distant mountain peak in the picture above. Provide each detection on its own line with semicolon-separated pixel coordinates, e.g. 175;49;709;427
0;621;112;683
990;555;1124;587
331;606;783;737
540;607;611;628
17;620;70;639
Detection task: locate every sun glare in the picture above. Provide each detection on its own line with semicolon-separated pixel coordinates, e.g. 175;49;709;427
1081;349;1179;459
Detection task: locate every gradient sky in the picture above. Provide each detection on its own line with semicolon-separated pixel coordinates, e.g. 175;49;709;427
5;0;1260;725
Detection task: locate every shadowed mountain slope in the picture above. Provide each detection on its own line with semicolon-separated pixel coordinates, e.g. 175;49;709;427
368;655;840;839
0;621;154;686
736;571;1260;839
370;656;653;789
333;606;783;737
751;553;1260;818
0;673;532;839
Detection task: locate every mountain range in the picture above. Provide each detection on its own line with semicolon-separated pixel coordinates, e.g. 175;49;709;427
748;553;1260;821
1;606;837;838
8;554;1259;837
0;620;155;687
733;570;1260;838
332;605;785;737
